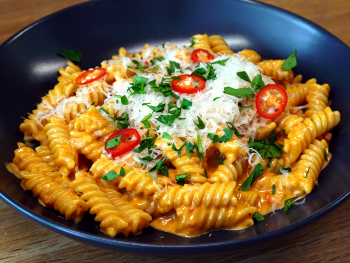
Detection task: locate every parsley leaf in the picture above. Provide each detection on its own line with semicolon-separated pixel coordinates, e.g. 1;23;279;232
239;163;264;191
172;143;186;157
139;156;154;162
208;128;233;143
166;61;181;75
180;98;192;110
195;134;204;161
213;97;221;101
274;164;291;174
121;95;129;105
211;58;229;66
132;60;154;73
272;184;275;194
132;136;155;154
191;68;207;79
105;135;122;150
142;102;166;113
218;158;224;166
184;141;192;159
194;116;205;129
116;112;130;129
284;196;298;213
282;50;297;71
149;78;180;100
162;132;172;139
237;71;251;83
224;87;254;98
191;63;217;81
175;174;191;185
253;212;265;222
99;107;110;115
59;50;82;62
101;168;126;181
305;167;310;178
148;157;168;176
247;132;284;158
204;169;208;178
128;75;148;95
251;74;265;91
324;147;328;162
190;37;195;47
226;122;241;138
239;105;252;112
141;114;152;128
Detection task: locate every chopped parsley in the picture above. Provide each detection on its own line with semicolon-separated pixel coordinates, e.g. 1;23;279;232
139;156;154;162
115;112;130;129
180;98;192;110
239;163;264;191
141;114;152;128
272;184;275;194
274;164;291;174
282;50;297;71
99;107;110;115
128;75;148;95
166;61;181;75
204;169;208;178
105;135;122;150
148;157;168;177
223;87;254;98
208;128;233;143
175;174;191;185
58;50;82;62
148;78;180;100
142;102;165;113
213;97;221;101
191;63;216;81
121;95;129;105
284;196;298;213
74;190;83;195
247;131;284;158
132;60;154;73
237;71;251;83
253;212;265;222
211;58;229;66
194;116;205;129
162;132;172;139
305;167;310;178
226;122;241;139
132;136;156;154
156;101;187;126
218;158;224;166
172;143;186;157
239;105;252;112
324;147;328;162
100;167;126;181
251;74;265;91
190;37;195;47
267;159;272;167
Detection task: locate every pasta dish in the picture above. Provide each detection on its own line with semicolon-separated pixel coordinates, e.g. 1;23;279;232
6;34;340;237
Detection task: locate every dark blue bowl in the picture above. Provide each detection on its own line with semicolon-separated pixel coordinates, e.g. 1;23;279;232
0;0;349;257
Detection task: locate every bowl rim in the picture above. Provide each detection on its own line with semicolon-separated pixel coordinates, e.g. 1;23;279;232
1;0;349;253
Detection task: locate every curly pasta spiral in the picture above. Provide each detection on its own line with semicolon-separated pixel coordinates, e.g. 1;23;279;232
69;172;132;237
156;138;207;184
20;171;88;223
153;182;237;214
286;79;316;109
90;157;163;195
102;188;152;236
208;35;234;55
257;60;294;81
191;34;212;50
305;82;330;117
292;139;329;194
237;190;258;206
35;145;56;167
121;192;161;216
283;107;340;163
44;116;78;177
209;157;247;183
239;50;261;64
274;113;304;135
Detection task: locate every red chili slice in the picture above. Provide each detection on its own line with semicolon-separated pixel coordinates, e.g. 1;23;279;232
76;68;107;85
191;49;214;63
105;129;141;158
255;84;288;119
171;74;206;94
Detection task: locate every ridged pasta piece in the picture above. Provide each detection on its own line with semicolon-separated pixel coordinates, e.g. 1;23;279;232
213;132;245;163
305;82;330;117
90;157;163;195
255;122;277;139
208;35;234;55
44;116;78;177
292;139;329;194
257;60;294;81
191;34;212;51
69;172;131;237
19;119;43;142
122;192;161;216
10;143;59;177
239;50;261;64
155;138;207;184
286;79;316;109
20;171;88;223
102;188;153;236
274;113;304;135
35;145;56;167
153;182;237;214
209;157;247;183
174;205;257;237
236;190;258;206
283;107;340;163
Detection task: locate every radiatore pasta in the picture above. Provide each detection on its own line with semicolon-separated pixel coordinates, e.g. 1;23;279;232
7;34;340;237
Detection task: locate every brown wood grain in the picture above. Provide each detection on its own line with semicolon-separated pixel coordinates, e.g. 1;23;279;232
1;0;350;262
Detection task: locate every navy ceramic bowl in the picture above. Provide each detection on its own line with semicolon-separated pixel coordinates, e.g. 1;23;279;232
1;0;349;257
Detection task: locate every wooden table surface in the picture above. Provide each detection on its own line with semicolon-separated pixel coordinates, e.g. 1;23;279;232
1;0;350;262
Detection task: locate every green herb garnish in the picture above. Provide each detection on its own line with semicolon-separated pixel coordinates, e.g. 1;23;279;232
58;50;82;62
239;163;264;191
105;135;122;150
282;50;297;71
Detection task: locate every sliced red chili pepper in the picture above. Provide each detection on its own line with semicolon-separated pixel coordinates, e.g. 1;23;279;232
171;74;206;94
255;84;288;119
105;129;141;158
191;49;214;63
76;68;107;85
